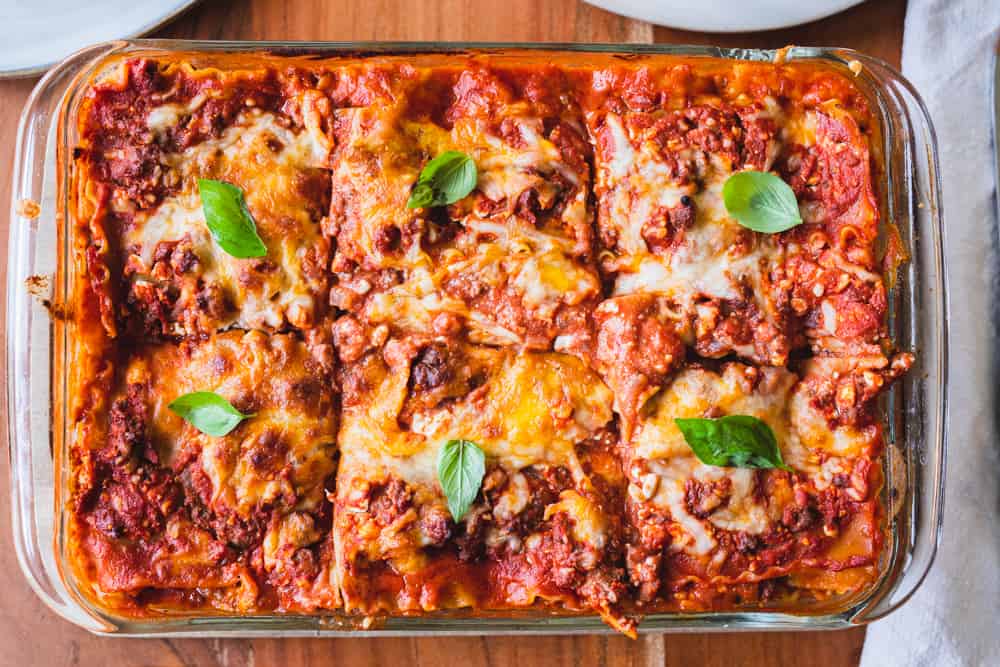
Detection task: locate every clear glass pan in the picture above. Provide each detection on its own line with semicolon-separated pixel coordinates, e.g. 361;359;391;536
5;40;947;636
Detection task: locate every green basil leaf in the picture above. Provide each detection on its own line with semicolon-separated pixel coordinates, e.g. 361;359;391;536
436;438;486;521
168;391;254;437
406;151;477;209
198;179;267;258
674;415;791;470
407;182;436;209
722;170;803;233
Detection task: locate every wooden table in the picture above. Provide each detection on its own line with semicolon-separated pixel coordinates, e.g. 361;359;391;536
0;0;906;664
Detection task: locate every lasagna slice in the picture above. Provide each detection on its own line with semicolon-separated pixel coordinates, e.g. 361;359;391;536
334;336;633;633
327;66;599;348
587;95;795;366
76;59;333;338
586;66;891;364
72;331;339;613
623;358;907;608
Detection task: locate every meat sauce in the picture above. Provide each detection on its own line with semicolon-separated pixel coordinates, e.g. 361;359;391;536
68;51;912;633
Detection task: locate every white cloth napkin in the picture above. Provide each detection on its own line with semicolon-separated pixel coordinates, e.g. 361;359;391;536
860;1;1000;666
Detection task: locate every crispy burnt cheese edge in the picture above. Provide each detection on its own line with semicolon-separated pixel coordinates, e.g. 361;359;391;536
71;330;339;614
334;339;635;635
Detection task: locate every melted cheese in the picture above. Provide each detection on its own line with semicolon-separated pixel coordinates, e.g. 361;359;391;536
147;103;187;134
630;362;878;560
362;219;599;344
634;365;797;462
493;471;532;522
631;365;793;556
645;458;718;556
456;116;581;200
331;105;422;270
597;112;786;353
127;109;330;332
341;350;613;488
604;113;636;179
692;465;769;534
639;456;771;556
781;108;818;147
338;106;588;270
544;490;609;549
263;512;321;571
144;90;215;135
133;331;337;518
789;358;880;464
603;135;781;305
336;103;597;343
337;347;616;585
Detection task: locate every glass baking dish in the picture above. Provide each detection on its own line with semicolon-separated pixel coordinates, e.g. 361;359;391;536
5;40;947;636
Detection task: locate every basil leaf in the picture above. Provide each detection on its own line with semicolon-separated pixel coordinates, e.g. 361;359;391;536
722;170;803;233
436;439;486;521
406;151;477;209
674;415;791;470
198;179;267;258
168;391;254;437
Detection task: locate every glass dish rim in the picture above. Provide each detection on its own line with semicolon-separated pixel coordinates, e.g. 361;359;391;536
5;38;948;636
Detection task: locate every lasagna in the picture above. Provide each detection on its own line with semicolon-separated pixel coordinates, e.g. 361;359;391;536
66;51;912;634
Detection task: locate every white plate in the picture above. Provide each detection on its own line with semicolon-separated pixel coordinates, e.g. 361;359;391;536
585;0;864;33
1;0;200;78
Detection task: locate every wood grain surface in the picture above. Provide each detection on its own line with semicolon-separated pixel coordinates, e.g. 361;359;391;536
0;0;906;664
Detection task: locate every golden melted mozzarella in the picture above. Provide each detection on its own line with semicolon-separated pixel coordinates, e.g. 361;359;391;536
544;490;610;549
364;220;600;344
632;365;795;556
133;331;337;521
789;356;881;469
340;349;612;486
415;352;612;469
332;102;597;344
630;363;872;559
330;104;422;270
127;107;331;332
598;111;785;307
336;346;616;581
633;365;796;462
263;512;323;571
